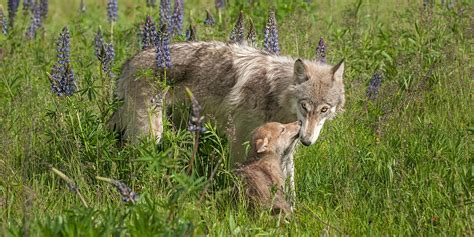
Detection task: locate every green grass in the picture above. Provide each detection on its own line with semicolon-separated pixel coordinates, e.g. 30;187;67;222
0;0;472;235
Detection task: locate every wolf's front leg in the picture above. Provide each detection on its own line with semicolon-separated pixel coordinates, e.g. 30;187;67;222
282;153;296;209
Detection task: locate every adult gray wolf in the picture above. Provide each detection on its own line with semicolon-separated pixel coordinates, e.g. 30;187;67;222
109;41;345;185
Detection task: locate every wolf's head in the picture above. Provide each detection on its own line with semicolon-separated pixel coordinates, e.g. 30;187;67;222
290;59;345;146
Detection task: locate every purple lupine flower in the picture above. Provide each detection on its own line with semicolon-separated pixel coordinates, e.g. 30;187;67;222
315;37;326;63
142;15;159;50
8;0;20;28
185;24;196;41
0;8;7;35
50;27;76;96
39;0;47;19
247;19;257;47
107;0;118;23
146;0;156;7
159;0;171;28
204;9;215;26
94;29;105;59
110;180;139;203
171;0;183;36
23;0;34;14
94;29;115;77
156;24;172;69
263;9;280;55
229;11;244;44
367;72;382;100
215;0;224;9
25;3;41;39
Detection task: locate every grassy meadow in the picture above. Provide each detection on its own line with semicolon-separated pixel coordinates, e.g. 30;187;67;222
0;0;472;235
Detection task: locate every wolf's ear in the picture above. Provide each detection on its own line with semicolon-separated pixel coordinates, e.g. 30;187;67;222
255;137;269;153
294;59;308;84
332;59;345;82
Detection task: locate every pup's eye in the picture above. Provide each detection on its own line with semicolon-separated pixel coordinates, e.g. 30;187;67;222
321;107;328;113
281;127;286;133
300;102;309;112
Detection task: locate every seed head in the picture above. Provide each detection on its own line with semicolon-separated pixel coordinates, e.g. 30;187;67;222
315;37;326;63
367;72;383;100
185;24;196;41
142;15;159;50
204;9;215;26
107;0;118;23
263;9;280;55
79;0;86;12
171;0;183;35
229;11;244;44
50;27;76;97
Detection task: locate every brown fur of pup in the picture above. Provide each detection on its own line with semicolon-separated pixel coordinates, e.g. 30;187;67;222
235;121;301;216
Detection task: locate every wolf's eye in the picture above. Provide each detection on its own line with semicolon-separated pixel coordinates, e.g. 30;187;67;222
281;127;286;134
321;107;328;113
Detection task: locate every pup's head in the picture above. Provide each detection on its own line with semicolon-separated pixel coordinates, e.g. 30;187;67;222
250;121;301;157
290;59;345;146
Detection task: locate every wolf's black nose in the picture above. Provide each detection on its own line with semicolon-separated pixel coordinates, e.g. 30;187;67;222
301;140;311;146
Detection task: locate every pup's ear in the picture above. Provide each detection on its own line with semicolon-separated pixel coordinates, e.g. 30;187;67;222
332;59;344;82
294;59;308;84
255;137;269;153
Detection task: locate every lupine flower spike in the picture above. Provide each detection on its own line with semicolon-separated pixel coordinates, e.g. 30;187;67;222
0;7;7;35
247;19;257;47
215;0;224;10
315;37;326;63
171;0;183;36
159;0;171;28
8;0;20;28
50;27;76;96
185;87;205;174
146;0;156;8
367;72;383;100
107;0;118;23
94;29;115;77
25;3;41;39
39;0;47;19
204;9;215;26
96;176;139;204
263;9;280;55
156;24;172;69
185;24;196;41
229;11;244;44
142;15;158;50
23;0;33;15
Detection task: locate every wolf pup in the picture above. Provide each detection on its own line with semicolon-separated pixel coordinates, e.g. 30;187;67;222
109;41;345;166
235;121;301;215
